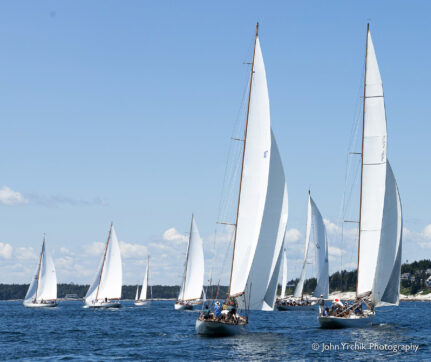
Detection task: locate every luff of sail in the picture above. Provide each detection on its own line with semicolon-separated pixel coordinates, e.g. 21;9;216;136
140;258;149;300
357;29;387;296
84;225;123;303
24;239;57;304
178;216;204;301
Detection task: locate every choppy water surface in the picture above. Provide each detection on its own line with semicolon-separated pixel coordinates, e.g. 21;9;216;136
0;301;429;360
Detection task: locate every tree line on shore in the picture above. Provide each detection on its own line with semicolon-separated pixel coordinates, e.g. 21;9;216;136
1;260;430;300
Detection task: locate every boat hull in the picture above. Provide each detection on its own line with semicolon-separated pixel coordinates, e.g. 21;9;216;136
83;301;121;309
195;319;246;336
24;301;57;308
318;314;374;329
134;300;150;306
277;304;316;311
175;302;193;310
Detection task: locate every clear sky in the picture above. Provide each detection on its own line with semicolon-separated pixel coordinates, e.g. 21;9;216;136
0;1;430;285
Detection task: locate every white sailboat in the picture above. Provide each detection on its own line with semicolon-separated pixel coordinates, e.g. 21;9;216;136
277;192;329;311
196;23;288;336
318;24;402;328
24;237;57;308
83;224;123;308
175;215;205;310
135;256;151;306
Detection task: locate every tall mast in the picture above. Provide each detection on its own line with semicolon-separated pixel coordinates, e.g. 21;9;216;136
95;223;113;301
228;23;259;297
356;23;369;295
181;214;194;301
34;235;45;301
146;255;150;299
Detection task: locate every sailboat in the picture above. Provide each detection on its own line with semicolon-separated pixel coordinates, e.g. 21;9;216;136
24;237;57;308
175;215;205;310
83;223;123;308
135;256;151;306
196;23;288;336
318;24;402;328
277;192;329;311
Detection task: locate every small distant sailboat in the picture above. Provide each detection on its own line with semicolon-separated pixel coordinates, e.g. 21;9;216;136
175;215;204;311
277;192;329;311
318;24;402;328
135;256;151;306
196;23;288;336
24;237;57;308
83;223;123;308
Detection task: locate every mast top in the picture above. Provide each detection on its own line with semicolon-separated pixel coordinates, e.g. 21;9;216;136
255;22;259;37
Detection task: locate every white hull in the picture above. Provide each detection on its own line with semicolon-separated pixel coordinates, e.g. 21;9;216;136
195;319;246;336
277;304;316;311
134;300;150;306
174;302;193;310
24;301;57;308
318;314;374;329
83;301;121;309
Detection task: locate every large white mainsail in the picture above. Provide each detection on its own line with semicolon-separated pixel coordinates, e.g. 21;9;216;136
140;257;149;300
84;225;122;304
294;194;329;299
280;248;287;299
228;33;288;311
356;29;402;304
24;238;57;304
178;216;204;301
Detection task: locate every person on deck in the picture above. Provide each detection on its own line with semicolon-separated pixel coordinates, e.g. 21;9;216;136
214;301;222;319
203;304;211;320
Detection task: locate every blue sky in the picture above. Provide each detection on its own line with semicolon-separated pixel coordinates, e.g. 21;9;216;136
0;1;430;285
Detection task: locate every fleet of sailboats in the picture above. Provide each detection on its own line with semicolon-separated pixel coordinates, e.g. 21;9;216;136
277;192;329;311
24;237;57;308
318;24;402;328
175;215;205;310
135;256;151;306
15;23;405;336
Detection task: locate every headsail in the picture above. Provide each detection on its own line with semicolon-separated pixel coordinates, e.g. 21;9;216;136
140;257;149;300
85;225;123;303
135;286;139;301
243;133;288;311
24;239;57;303
372;161;402;306
178;216;204;301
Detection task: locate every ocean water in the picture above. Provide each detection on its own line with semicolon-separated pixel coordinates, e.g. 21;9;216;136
0;300;429;360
